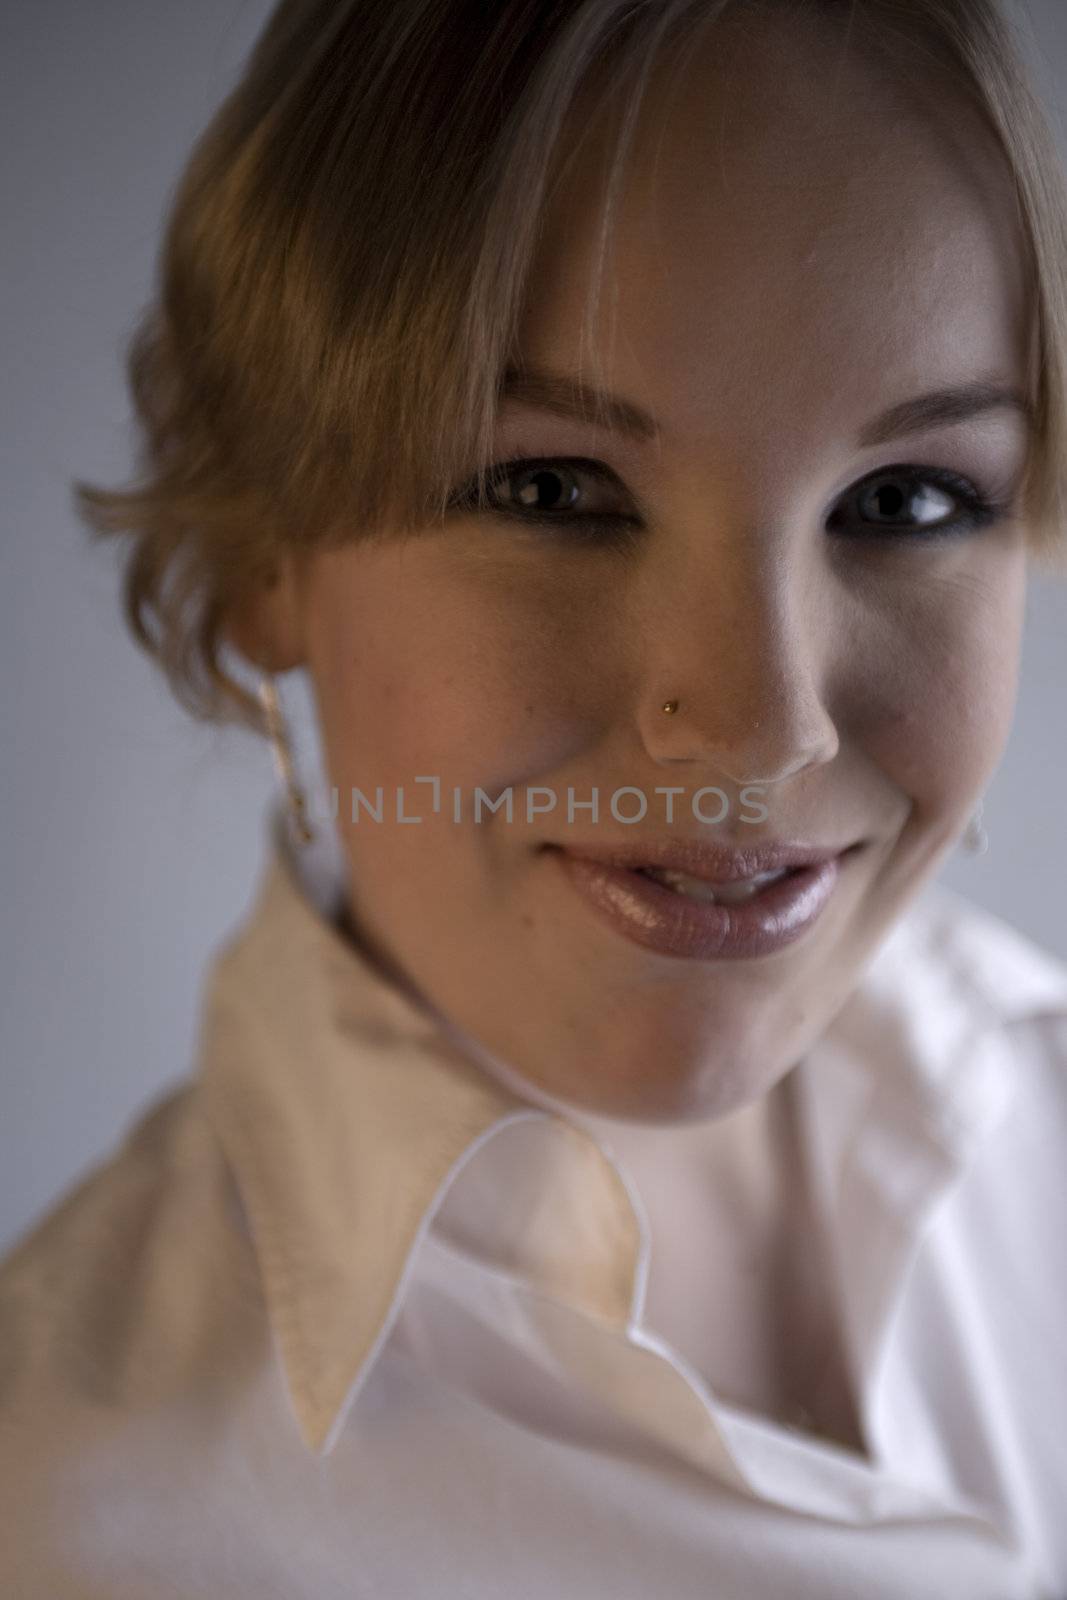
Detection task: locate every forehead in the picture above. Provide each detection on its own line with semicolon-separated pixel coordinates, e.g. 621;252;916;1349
516;5;1031;461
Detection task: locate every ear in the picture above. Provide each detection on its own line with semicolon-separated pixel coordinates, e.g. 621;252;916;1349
222;552;307;674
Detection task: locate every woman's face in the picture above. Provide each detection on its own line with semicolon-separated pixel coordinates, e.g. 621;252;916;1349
279;11;1033;1122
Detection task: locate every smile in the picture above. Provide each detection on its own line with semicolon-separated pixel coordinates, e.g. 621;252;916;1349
545;843;864;961
634;864;795;904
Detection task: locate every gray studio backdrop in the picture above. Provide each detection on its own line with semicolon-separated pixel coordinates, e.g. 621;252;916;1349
3;0;1067;1257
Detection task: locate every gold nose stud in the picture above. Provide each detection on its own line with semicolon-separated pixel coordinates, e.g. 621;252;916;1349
662;699;679;714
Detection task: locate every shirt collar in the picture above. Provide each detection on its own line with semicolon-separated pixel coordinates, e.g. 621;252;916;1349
196;806;1067;1459
197;806;644;1456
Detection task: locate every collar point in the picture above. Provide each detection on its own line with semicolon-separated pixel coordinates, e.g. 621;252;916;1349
290;1389;347;1458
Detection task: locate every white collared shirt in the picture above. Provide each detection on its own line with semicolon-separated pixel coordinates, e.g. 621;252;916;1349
3;804;1067;1597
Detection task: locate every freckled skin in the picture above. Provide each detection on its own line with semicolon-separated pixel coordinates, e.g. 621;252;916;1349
256;7;1031;1126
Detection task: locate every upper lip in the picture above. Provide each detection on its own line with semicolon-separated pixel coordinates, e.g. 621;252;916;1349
549;837;857;883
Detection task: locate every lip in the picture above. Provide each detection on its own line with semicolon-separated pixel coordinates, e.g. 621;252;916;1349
545;840;863;961
548;836;852;883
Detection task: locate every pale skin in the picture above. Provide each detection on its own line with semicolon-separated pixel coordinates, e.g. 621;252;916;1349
233;9;1034;1448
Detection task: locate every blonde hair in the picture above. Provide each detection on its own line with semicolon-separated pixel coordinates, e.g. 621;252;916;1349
73;0;1067;733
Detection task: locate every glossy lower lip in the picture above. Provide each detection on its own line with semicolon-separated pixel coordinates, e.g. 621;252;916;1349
547;845;860;961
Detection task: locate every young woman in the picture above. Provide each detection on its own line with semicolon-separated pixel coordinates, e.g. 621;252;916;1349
3;1;1067;1593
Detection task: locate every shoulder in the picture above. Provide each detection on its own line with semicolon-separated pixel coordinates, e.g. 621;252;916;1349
0;1078;260;1411
899;894;1067;1281
911;889;1067;1181
909;883;1067;1100
2;1080;211;1285
0;1083;269;1591
885;878;1067;1032
826;881;1067;1146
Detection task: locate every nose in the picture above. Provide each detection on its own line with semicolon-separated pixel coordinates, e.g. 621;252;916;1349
633;544;840;787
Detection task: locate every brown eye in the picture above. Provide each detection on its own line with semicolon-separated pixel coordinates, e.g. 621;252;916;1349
448;455;643;548
509;464;583;513
826;463;1006;541
857;475;954;528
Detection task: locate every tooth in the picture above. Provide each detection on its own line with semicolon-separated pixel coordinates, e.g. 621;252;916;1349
656;870;720;903
714;878;775;904
646;866;789;904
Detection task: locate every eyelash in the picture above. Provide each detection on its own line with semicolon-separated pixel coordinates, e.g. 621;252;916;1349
446;452;1015;548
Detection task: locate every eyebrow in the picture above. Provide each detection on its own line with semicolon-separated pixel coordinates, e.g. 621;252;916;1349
500;364;659;440
855;380;1034;447
499;364;1034;447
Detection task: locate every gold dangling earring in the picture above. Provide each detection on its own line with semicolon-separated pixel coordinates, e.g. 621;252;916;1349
258;672;314;846
961;797;989;857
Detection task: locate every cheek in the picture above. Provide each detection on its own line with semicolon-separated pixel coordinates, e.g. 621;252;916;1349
308;555;601;796
850;558;1025;809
